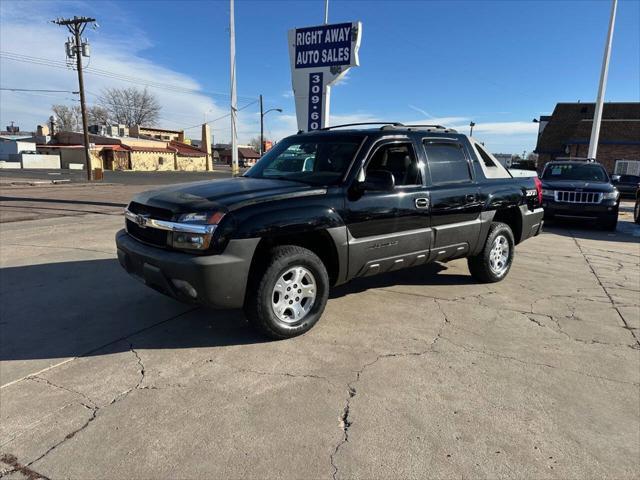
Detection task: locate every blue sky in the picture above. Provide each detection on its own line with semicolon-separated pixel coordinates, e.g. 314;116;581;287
1;0;639;153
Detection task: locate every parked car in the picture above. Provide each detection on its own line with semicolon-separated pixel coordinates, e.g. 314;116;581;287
611;174;640;198
116;123;544;339
540;160;620;230
635;187;640;225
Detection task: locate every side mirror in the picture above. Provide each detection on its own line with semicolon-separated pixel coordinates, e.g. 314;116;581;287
611;174;620;183
362;170;395;191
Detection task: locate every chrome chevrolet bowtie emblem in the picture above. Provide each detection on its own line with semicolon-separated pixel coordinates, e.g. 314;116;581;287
135;214;150;228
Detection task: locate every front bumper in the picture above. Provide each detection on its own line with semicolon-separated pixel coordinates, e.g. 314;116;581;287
115;230;259;309
542;199;619;219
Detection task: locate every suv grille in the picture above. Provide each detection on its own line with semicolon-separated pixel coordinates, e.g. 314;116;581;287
554;191;603;204
125;202;173;248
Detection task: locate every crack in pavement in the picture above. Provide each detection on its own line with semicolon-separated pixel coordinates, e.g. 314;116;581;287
1;307;198;390
0;453;50;480
440;335;640;387
330;309;448;480
28;376;97;408
5;344;149;475
570;234;640;346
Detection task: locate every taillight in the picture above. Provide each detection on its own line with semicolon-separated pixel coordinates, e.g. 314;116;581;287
534;177;542;205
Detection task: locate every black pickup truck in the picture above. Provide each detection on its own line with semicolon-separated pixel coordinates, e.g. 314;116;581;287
116;124;543;338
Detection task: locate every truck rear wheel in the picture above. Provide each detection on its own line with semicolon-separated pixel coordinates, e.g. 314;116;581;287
244;245;329;339
467;222;515;283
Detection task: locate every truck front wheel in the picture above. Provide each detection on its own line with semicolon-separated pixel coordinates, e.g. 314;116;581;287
467;222;515;283
244;245;329;339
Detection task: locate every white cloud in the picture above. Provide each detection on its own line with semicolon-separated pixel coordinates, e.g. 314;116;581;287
0;1;232;141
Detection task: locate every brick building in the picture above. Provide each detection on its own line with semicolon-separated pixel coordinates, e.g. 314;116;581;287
535;102;640;174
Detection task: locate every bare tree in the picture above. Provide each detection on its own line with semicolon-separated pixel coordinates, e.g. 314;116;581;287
98;87;161;126
52;104;81;132
88;106;110;125
247;136;262;152
51;104;111;132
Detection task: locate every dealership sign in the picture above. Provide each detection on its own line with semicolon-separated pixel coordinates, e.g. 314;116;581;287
288;21;362;131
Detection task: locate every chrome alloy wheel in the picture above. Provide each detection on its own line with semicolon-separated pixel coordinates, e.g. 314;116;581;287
271;266;317;324
489;234;510;275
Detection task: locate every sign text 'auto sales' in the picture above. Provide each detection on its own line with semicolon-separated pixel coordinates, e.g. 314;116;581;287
294;23;353;68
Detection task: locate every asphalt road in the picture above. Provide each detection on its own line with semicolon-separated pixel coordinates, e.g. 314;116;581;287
0;167;238;185
0;183;638;479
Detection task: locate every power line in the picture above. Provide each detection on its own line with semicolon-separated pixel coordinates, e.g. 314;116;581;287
182;99;259;131
0;51;255;101
0;87;79;93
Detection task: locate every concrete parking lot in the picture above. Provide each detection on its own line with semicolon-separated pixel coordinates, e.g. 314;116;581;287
0;181;638;479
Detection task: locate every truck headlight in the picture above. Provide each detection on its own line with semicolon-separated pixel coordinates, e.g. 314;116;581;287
171;211;226;251
602;191;619;201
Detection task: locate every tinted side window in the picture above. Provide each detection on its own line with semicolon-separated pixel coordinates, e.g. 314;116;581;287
423;141;471;184
366;143;421;186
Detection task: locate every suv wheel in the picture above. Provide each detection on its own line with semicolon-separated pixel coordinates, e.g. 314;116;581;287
468;222;515;283
244;245;329;339
634;198;640;225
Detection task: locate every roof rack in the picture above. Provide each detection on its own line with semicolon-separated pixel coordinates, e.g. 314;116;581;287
311;122;458;134
400;124;458;133
319;122;405;131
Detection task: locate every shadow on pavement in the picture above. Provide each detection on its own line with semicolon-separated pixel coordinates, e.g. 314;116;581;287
544;218;640;243
331;261;475;299
1;257;476;363
0;259;266;363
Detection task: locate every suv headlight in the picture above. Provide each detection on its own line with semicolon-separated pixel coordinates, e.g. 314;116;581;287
602;190;619;201
171;211;226;251
541;188;554;197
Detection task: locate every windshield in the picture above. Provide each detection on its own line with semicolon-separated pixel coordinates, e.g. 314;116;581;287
244;135;363;186
542;163;608;182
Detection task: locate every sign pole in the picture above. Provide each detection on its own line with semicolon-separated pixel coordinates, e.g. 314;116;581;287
588;0;617;160
324;0;329;24
230;0;239;176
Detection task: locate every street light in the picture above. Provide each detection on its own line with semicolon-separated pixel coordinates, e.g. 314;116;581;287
260;94;282;156
469;121;475;137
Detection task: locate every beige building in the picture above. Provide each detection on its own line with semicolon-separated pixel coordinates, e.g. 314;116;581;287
38;129;211;172
130;125;185;143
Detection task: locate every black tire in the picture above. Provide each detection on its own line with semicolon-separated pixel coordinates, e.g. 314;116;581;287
602;213;618;231
634;199;640;225
244;245;329;339
467;222;515;283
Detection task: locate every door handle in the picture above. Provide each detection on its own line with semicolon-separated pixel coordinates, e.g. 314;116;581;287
465;194;476;202
415;198;429;209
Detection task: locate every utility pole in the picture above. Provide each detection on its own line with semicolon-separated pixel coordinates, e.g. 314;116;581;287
588;0;617;160
52;16;96;181
259;94;264;156
229;0;239;176
259;95;282;156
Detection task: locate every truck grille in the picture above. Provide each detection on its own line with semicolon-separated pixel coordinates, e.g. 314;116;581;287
128;201;174;220
125;202;173;248
554;191;602;204
125;219;169;248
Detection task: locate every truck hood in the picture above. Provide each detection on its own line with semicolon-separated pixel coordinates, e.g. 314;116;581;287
541;179;614;192
132;176;326;214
